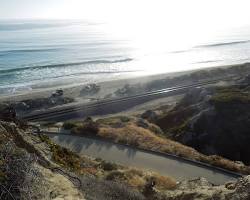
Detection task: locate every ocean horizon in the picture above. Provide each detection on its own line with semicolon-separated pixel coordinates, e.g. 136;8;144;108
1;19;250;95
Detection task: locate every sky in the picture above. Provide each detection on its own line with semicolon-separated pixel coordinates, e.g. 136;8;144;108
1;0;250;26
1;0;250;50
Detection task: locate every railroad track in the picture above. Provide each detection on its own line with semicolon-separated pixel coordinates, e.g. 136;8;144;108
22;76;238;122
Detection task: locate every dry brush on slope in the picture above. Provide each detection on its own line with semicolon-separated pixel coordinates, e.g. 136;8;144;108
69;114;250;175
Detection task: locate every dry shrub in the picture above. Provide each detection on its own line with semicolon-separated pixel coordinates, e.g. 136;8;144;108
124;169;146;189
207;155;244;173
63;121;77;130
106;170;126;181
99;124;202;161
98;120;250;174
128;176;145;189
125;168;144;178
81;167;98;175
51;145;81;171
100;161;118;171
151;175;177;190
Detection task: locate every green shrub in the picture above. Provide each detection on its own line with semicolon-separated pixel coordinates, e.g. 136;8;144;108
63;121;77;130
148;125;163;135
119;116;130;123
0;170;6;182
101;161;118;171
39;133;81;171
117;138;128;145
51;145;81;171
39;134;53;146
72;119;99;136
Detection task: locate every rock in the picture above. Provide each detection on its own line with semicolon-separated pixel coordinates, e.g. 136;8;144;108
160;176;250;200
226;176;250;199
235;161;245;167
176;177;212;190
225;182;236;190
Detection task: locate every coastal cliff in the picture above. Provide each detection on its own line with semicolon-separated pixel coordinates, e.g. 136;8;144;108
155;77;250;165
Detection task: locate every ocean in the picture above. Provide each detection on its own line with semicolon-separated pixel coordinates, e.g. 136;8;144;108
1;20;250;95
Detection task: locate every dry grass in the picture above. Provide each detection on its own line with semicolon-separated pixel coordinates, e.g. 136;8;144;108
104;168;177;192
80;167;98;175
127;176;145;189
201;155;249;174
99;124;202;160
124;168;146;189
97;117;250;175
152;174;177;190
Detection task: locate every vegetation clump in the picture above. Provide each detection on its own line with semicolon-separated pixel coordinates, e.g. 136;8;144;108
106;170;125;181
51;144;81;171
0;127;41;199
39;134;82;171
92;110;250;174
72;117;99;136
63;121;77;130
100;161;118;171
210;87;250;108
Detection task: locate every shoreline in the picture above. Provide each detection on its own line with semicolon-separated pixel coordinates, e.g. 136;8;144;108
1;62;247;100
1;62;249;115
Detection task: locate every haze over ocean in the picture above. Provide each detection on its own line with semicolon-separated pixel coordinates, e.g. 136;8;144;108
1;19;250;95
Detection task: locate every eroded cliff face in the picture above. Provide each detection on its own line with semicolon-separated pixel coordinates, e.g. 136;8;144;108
155;82;250;165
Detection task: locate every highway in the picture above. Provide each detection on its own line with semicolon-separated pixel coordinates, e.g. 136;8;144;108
23;77;235;122
48;133;241;185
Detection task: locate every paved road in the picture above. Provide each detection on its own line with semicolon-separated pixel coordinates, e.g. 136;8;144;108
48;133;240;185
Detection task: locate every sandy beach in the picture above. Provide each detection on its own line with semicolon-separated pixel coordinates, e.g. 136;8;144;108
1;63;249;117
0;63;244;101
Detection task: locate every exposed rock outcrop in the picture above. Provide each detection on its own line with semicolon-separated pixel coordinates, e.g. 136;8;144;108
156;176;250;200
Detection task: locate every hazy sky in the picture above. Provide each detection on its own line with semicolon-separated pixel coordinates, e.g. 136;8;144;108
1;0;250;47
1;0;250;25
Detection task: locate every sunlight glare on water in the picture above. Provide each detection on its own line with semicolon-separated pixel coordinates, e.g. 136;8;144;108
1;0;250;93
